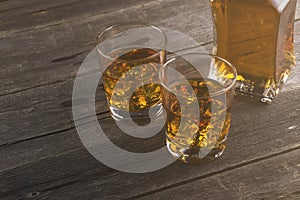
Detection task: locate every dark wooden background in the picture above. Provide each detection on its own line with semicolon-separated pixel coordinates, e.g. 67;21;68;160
1;0;300;199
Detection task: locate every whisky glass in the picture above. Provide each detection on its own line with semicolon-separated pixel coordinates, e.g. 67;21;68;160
97;23;166;121
160;53;237;163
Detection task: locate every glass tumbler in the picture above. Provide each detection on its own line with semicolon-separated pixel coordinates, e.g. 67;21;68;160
160;53;237;163
97;23;166;121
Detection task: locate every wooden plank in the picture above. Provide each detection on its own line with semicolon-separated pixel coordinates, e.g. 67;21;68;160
0;0;212;95
0;79;109;146
1;88;300;199
0;0;299;34
138;149;300;200
0;0;78;14
1;34;299;148
1;0;299;96
0;0;45;13
1;0;299;98
0;1;300;199
0;0;158;33
0;0;213;145
1;0;300;146
2;82;300;170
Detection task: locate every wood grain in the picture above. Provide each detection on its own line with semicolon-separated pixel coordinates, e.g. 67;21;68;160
0;0;211;96
0;0;158;34
1;0;300;199
138;149;300;200
0;0;212;145
1;88;300;199
1;0;299;146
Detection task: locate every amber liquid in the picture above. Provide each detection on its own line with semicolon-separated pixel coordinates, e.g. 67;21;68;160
102;48;165;118
211;0;296;102
163;78;234;163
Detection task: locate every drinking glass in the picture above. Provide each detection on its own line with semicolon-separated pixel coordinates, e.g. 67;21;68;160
97;23;166;121
160;53;237;163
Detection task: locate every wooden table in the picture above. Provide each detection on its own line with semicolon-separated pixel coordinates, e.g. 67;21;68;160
1;1;300;199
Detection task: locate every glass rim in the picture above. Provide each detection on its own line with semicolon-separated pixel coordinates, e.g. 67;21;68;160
96;22;167;63
159;53;237;98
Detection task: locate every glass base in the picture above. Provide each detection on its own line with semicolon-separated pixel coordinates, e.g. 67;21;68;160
110;103;163;122
166;139;226;164
235;70;292;104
